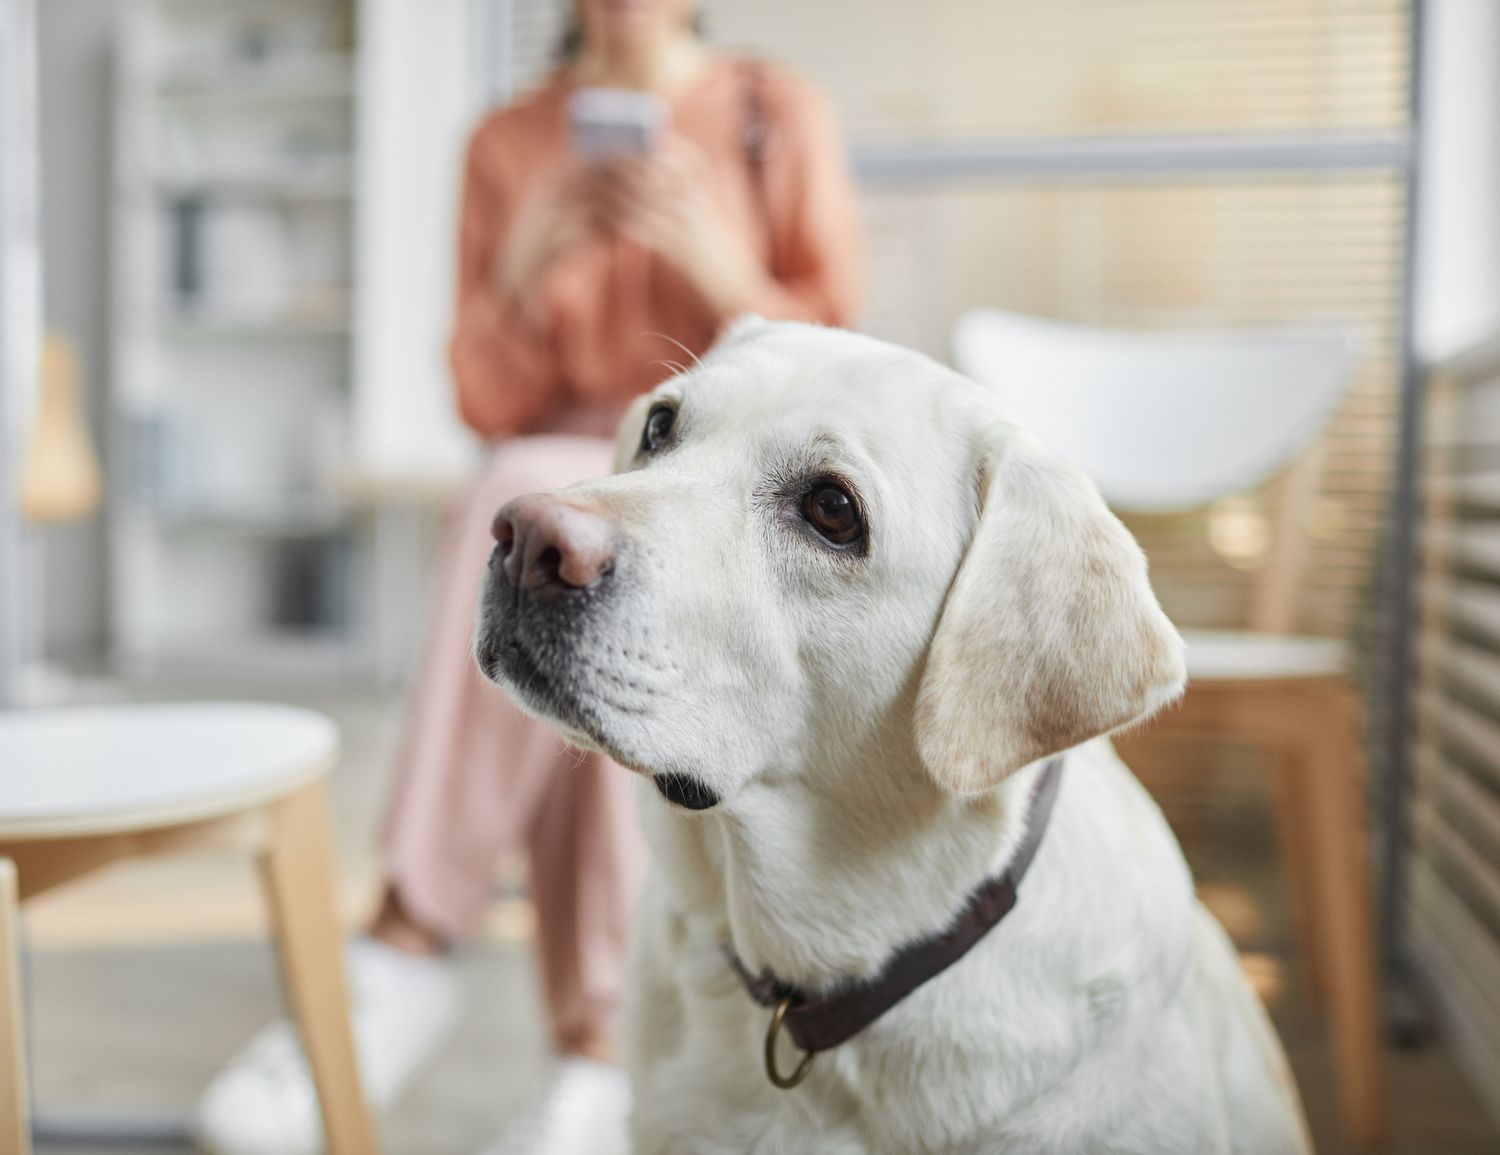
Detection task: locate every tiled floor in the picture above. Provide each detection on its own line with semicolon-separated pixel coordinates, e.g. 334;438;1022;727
1192;841;1500;1155
30;942;551;1155
16;687;1500;1154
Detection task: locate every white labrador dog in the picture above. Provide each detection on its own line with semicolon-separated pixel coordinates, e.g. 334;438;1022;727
475;320;1310;1155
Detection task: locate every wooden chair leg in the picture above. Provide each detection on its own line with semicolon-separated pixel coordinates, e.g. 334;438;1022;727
259;784;379;1155
1296;690;1386;1143
0;859;31;1155
1267;748;1329;1004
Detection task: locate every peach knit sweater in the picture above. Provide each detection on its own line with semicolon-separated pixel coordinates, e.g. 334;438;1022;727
448;56;863;438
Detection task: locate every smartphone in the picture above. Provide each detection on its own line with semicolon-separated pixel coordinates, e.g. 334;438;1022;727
568;88;666;162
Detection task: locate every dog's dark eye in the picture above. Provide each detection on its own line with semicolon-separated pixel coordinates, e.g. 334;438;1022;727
802;482;863;546
640;403;676;454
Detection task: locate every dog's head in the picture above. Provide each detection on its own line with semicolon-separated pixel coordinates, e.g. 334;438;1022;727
476;319;1184;810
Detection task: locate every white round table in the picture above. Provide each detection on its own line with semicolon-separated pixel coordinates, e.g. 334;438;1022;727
0;702;336;838
0;702;377;1155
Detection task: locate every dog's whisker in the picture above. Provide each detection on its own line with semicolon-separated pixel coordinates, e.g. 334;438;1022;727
641;331;703;369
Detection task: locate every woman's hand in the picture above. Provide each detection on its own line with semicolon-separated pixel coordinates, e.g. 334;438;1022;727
495;162;604;329
600;138;764;321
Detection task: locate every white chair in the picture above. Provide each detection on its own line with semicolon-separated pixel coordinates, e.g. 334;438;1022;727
0;702;379;1155
955;309;1384;1143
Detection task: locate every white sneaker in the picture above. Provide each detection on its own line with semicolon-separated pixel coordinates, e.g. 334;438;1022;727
481;1059;631;1155
194;937;459;1155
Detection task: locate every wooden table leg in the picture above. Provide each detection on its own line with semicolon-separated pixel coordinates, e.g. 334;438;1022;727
1267;746;1330;1005
259;785;379;1155
0;859;31;1155
1296;689;1386;1143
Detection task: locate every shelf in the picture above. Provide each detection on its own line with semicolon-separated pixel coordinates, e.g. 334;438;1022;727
111;0;369;687
154;55;356;105
155;498;351;537
157;0;335;10
158;313;350;340
152;172;354;203
124;630;363;683
332;463;471;510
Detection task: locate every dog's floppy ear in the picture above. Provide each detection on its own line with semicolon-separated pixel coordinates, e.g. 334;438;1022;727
915;417;1185;794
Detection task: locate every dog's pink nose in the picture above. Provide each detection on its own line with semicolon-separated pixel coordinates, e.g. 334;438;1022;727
491;493;618;595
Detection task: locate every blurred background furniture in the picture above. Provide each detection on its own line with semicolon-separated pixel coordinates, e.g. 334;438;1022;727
1;857;27;1155
109;0;365;681
955;308;1385;1142
21;335;101;526
1412;333;1500;1126
0;702;376;1155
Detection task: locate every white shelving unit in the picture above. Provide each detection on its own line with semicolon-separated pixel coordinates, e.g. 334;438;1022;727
110;0;364;679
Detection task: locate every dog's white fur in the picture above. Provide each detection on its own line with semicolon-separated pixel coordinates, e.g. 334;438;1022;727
480;320;1310;1154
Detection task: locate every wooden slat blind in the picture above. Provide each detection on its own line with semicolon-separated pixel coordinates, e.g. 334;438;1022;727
510;0;1408;138
501;0;1409;642
855;178;1403;638
1413;343;1500;1124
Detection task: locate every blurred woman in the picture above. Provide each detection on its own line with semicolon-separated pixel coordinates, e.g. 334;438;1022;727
195;2;860;1154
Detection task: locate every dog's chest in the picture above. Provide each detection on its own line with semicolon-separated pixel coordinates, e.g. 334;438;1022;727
630;996;1228;1155
624;753;1269;1154
627;886;1220;1155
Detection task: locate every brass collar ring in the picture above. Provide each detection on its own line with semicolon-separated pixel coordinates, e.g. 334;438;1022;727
765;995;816;1090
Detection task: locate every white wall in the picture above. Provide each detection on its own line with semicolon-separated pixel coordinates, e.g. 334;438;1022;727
1415;0;1500;362
352;0;480;478
1;0;40;701
34;0;116;660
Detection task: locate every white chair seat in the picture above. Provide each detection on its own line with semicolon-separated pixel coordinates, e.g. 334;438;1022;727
0;702;338;839
952;311;1354;513
1182;630;1345;682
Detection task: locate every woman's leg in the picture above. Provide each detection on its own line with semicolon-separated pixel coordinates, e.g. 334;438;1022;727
379;435;629;954
527;747;644;1058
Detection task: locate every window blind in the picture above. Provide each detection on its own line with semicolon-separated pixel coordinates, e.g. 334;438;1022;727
500;0;1409;642
1415;344;1500;1124
508;0;1407;138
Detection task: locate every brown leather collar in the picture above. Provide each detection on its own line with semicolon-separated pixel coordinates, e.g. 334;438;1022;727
725;757;1064;1087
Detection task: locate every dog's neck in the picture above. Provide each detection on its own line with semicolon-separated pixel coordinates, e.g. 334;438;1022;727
645;742;1053;992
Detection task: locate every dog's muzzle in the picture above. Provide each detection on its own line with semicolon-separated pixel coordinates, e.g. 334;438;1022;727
490;492;618;600
475;493;622;725
476;493;722;811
